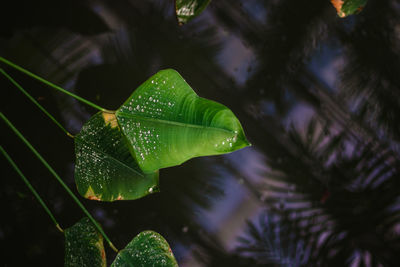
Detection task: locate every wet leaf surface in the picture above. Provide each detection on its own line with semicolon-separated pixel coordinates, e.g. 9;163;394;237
175;0;211;25
64;217;106;267
75;112;159;201
111;230;178;267
116;69;250;173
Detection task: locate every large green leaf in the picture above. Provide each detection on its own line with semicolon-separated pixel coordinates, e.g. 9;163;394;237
111;231;178;267
330;0;367;17
116;69;250;173
64;217;106;267
74;111;159;201
175;0;211;25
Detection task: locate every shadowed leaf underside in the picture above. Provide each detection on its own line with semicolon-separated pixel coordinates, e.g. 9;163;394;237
75;112;159;201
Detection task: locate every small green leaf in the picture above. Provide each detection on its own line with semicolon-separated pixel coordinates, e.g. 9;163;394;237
74;111;159;201
64;217;106;267
342;0;367;16
116;69;250;173
175;0;211;25
111;231;178;267
331;0;367;17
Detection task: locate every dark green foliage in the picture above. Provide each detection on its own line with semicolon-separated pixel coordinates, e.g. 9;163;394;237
111;231;178;267
64;218;178;267
75;112;159;201
341;0;368;17
64;217;106;267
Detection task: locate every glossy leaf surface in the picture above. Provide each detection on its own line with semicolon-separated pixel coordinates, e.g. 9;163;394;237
330;0;367;17
75;111;159;201
111;231;178;267
64;217;106;267
175;0;211;25
116;69;250;173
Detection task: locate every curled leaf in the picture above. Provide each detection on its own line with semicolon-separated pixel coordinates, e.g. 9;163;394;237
74;69;249;201
116;69;250;173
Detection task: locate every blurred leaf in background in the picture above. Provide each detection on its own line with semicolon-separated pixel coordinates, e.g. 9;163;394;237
175;0;212;25
330;0;368;17
0;0;109;38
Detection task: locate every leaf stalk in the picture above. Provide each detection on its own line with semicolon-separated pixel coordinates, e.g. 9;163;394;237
0;56;109;112
0;112;118;252
1;145;64;233
0;68;74;138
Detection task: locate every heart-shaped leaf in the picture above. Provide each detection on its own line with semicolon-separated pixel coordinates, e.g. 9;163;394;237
175;0;211;25
116;69;250;173
75;111;159;201
330;0;367;17
64;218;177;267
111;230;178;267
64;217;106;267
74;69;248;200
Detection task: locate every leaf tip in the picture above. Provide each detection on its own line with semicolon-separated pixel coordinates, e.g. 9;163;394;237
239;139;252;150
147;185;160;194
158;68;180;76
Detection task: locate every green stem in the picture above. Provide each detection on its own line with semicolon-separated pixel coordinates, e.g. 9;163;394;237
0;68;74;138
0;112;118;252
1;146;64;233
0;56;109;112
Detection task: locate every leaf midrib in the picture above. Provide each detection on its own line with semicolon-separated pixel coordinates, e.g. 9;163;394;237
116;111;236;135
77;137;146;178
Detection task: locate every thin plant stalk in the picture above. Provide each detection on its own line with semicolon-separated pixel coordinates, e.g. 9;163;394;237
0;68;74;138
0;56;112;113
1;146;64;233
0;112;118;253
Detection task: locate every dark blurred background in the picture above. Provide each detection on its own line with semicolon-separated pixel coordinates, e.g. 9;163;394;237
1;0;400;266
